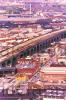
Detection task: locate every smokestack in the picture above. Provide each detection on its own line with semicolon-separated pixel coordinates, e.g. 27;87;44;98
30;3;31;14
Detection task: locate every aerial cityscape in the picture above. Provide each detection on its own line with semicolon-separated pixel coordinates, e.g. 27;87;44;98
0;0;66;100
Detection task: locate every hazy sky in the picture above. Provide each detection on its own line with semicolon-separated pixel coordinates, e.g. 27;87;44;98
0;0;66;4
25;0;66;3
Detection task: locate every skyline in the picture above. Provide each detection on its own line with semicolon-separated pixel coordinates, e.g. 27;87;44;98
0;0;66;3
0;0;65;5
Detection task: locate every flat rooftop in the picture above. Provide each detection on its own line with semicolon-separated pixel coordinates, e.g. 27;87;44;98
41;67;66;74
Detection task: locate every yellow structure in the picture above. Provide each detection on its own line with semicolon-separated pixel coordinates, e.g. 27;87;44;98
16;74;28;81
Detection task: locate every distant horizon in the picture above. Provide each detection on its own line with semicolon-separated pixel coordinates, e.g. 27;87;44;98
0;0;66;4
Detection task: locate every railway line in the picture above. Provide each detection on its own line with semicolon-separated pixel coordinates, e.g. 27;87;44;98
0;29;66;64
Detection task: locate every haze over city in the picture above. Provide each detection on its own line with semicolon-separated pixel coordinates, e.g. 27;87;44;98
0;0;66;100
0;0;66;3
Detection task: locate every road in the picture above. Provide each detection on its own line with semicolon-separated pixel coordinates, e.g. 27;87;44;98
0;17;45;22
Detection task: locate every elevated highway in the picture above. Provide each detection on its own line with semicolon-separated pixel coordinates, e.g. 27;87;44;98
0;17;45;23
0;29;66;66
